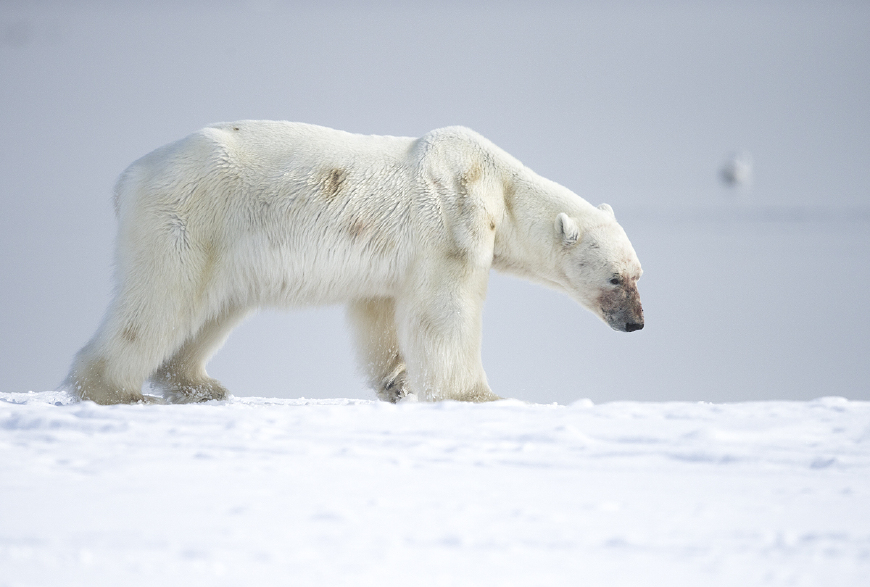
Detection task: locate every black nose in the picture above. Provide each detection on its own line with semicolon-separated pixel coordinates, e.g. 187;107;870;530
625;322;644;332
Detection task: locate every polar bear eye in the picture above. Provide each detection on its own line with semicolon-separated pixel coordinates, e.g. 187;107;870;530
610;277;620;285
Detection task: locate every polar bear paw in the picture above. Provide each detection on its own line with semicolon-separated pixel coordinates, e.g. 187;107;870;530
152;373;230;404
65;360;148;405
377;362;410;403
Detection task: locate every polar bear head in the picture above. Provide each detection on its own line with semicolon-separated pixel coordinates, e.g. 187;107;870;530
554;204;644;332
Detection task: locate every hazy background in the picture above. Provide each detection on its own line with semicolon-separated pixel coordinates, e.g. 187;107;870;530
1;0;868;403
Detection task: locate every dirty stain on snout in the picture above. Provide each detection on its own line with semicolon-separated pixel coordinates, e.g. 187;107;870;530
599;280;644;332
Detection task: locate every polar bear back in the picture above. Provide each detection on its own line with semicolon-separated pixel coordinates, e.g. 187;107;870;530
112;121;444;308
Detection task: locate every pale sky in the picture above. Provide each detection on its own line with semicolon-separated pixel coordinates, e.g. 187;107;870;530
1;1;868;402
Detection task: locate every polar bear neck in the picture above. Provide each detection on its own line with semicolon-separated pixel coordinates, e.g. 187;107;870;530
412;126;597;289
422;126;599;287
490;157;598;289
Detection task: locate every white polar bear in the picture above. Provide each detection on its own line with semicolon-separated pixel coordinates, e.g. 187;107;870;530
65;121;644;405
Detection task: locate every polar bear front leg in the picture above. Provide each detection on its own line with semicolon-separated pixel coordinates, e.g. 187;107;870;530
395;265;501;403
151;305;249;403
347;298;411;402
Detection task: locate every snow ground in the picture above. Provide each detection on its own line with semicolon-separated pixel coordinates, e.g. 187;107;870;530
2;392;868;586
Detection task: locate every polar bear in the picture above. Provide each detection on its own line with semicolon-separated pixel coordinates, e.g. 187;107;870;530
65;121;643;405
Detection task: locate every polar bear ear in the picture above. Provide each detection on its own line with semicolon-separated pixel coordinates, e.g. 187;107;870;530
597;203;615;217
555;213;580;246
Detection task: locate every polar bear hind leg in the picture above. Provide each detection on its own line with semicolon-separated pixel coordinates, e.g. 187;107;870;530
66;213;232;404
65;280;205;404
150;305;249;403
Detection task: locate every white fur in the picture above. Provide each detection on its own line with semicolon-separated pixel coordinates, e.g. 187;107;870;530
65;121;643;404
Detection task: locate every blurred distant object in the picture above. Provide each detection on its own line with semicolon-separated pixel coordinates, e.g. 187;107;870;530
720;152;753;188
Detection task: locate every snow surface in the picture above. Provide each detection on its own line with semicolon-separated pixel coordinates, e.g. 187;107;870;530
2;391;869;586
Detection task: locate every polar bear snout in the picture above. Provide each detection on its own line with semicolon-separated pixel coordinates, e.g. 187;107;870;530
608;310;644;333
599;281;644;333
608;311;644;333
